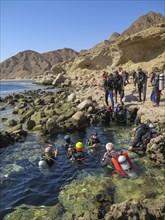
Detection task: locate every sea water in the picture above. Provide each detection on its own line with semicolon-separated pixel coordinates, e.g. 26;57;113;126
0;80;45;97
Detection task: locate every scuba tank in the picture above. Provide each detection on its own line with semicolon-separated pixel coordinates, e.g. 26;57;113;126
38;160;48;169
159;73;164;90
118;155;139;179
118;155;131;171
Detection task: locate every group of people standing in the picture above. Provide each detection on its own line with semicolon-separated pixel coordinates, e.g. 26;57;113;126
103;67;148;108
103;66;164;107
103;67;126;108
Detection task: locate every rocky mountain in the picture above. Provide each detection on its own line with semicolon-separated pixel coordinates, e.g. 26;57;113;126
0;48;78;79
54;11;163;77
47;22;164;81
121;11;165;36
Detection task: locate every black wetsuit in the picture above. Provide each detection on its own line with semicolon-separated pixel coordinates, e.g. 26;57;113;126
40;154;56;166
136;71;145;102
70;150;88;161
132;124;150;151
114;74;124;103
87;137;100;146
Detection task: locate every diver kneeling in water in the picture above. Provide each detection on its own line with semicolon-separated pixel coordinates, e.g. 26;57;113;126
38;144;58;168
101;142;137;177
128;121;158;153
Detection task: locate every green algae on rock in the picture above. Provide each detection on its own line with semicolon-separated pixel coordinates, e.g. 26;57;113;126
59;171;114;215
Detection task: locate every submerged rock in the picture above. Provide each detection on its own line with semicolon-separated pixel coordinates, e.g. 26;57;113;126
59;172;114;218
3;204;52;220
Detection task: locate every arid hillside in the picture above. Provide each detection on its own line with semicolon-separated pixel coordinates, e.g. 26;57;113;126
50;23;165;78
0;48;78;80
122;11;165;36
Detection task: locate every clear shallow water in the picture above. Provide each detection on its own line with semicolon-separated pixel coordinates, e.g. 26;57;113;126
0;125;164;219
0;80;46;97
0;126;129;217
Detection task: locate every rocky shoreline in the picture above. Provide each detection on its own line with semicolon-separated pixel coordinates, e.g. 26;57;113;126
1;73;165;219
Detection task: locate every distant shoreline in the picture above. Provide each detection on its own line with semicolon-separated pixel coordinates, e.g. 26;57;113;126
0;79;33;82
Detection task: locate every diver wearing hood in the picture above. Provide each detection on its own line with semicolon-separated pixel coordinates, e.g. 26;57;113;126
64;135;77;159
101;142;136;177
38;144;58;168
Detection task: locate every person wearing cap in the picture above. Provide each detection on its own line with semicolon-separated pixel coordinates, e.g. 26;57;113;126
101;142;136;177
39;144;58;167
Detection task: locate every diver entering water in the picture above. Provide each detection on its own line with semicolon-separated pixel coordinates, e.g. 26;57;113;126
128;122;158;152
114;102;127;124
101;142;137;177
96;106;113;125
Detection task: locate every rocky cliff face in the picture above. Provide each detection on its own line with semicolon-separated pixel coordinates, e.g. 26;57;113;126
56;23;165;78
122;11;165;36
45;12;165;78
0;48;78;80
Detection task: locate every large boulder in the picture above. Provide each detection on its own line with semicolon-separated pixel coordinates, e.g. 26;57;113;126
31;112;43;125
72;111;86;122
52;74;66;87
77;99;93;110
45;118;59;134
6;124;22;133
0;132;14;148
146;134;165;165
5;119;17;127
51;64;65;74
37;73;55;85
26;120;36;130
67;93;76;102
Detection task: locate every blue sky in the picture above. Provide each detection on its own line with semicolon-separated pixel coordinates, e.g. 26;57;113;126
1;0;164;62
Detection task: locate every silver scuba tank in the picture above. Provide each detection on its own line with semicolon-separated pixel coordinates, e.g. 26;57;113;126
159;73;164;90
